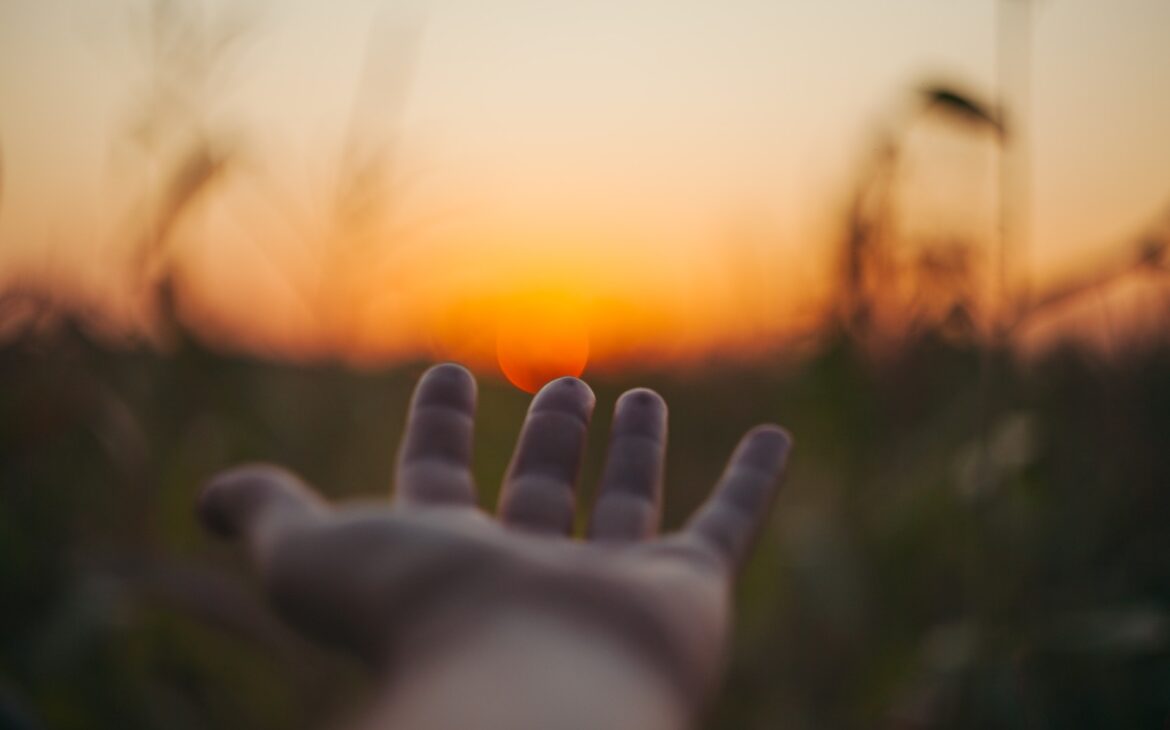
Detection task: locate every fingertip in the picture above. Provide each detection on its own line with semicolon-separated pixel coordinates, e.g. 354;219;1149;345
197;464;314;539
616;387;666;412
198;467;249;537
416;363;477;409
532;376;596;417
746;424;793;453
611;387;668;440
548;375;595;399
423;362;475;383
730;424;792;480
198;482;232;537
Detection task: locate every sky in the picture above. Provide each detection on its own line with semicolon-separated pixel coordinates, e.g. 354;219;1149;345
1;0;1168;376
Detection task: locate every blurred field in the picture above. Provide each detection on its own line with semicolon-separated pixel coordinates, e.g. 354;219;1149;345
4;3;1170;726
3;321;1170;729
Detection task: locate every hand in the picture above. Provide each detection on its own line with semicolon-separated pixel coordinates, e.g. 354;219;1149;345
198;364;790;709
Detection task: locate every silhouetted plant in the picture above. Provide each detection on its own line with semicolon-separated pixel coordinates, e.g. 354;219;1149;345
119;0;255;346
837;82;1002;350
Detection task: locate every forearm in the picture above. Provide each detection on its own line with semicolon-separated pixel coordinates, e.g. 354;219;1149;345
354;609;691;730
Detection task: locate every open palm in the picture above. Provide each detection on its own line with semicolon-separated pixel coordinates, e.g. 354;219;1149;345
199;364;790;704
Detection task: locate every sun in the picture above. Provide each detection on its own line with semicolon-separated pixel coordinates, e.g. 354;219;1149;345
496;293;590;393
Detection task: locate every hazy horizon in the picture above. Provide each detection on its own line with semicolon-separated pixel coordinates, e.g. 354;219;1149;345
2;0;1168;376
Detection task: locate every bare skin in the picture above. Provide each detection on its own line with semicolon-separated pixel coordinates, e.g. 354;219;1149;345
199;363;791;729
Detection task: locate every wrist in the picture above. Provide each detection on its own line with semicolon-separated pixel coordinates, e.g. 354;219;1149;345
365;607;691;730
381;562;730;715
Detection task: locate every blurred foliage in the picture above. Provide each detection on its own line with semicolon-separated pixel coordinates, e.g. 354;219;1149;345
3;321;1170;729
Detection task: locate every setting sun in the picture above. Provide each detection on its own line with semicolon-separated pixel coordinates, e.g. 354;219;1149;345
495;291;590;393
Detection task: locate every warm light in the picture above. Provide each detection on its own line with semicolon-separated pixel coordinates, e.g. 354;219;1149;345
496;291;590;393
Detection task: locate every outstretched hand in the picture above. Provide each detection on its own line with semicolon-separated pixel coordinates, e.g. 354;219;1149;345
199;364;790;710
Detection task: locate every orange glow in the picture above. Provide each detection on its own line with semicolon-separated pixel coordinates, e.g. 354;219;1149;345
397;221;821;382
1;2;1168;367
495;290;590;393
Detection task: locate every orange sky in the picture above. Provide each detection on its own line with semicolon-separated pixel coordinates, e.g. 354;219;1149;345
1;0;1168;381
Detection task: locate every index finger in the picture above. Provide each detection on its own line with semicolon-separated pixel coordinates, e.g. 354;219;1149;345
683;425;791;569
395;363;478;507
